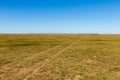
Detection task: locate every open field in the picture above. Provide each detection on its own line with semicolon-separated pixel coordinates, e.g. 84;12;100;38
0;34;120;80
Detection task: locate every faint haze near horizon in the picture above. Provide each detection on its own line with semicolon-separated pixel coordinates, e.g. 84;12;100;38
0;0;120;34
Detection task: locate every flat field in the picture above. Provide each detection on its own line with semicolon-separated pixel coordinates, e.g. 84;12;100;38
0;34;120;80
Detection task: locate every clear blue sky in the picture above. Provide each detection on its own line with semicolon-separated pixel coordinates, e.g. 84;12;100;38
0;0;120;34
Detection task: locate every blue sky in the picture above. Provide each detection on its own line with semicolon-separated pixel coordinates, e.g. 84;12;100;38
0;0;120;34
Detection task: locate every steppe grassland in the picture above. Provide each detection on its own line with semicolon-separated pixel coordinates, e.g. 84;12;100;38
0;34;120;80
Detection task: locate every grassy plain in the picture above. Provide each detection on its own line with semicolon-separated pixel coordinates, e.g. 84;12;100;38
0;34;120;80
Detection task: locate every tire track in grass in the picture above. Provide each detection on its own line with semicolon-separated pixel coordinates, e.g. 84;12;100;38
1;41;68;69
1;45;58;69
15;41;72;67
1;41;71;80
1;46;54;68
23;41;77;80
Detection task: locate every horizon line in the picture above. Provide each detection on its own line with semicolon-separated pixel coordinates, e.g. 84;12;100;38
0;33;120;35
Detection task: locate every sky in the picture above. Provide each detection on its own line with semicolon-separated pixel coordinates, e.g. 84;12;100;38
0;0;120;34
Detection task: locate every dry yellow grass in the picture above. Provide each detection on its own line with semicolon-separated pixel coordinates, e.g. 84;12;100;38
0;34;120;80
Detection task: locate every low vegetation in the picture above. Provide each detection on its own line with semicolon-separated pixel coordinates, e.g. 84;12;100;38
0;34;120;80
